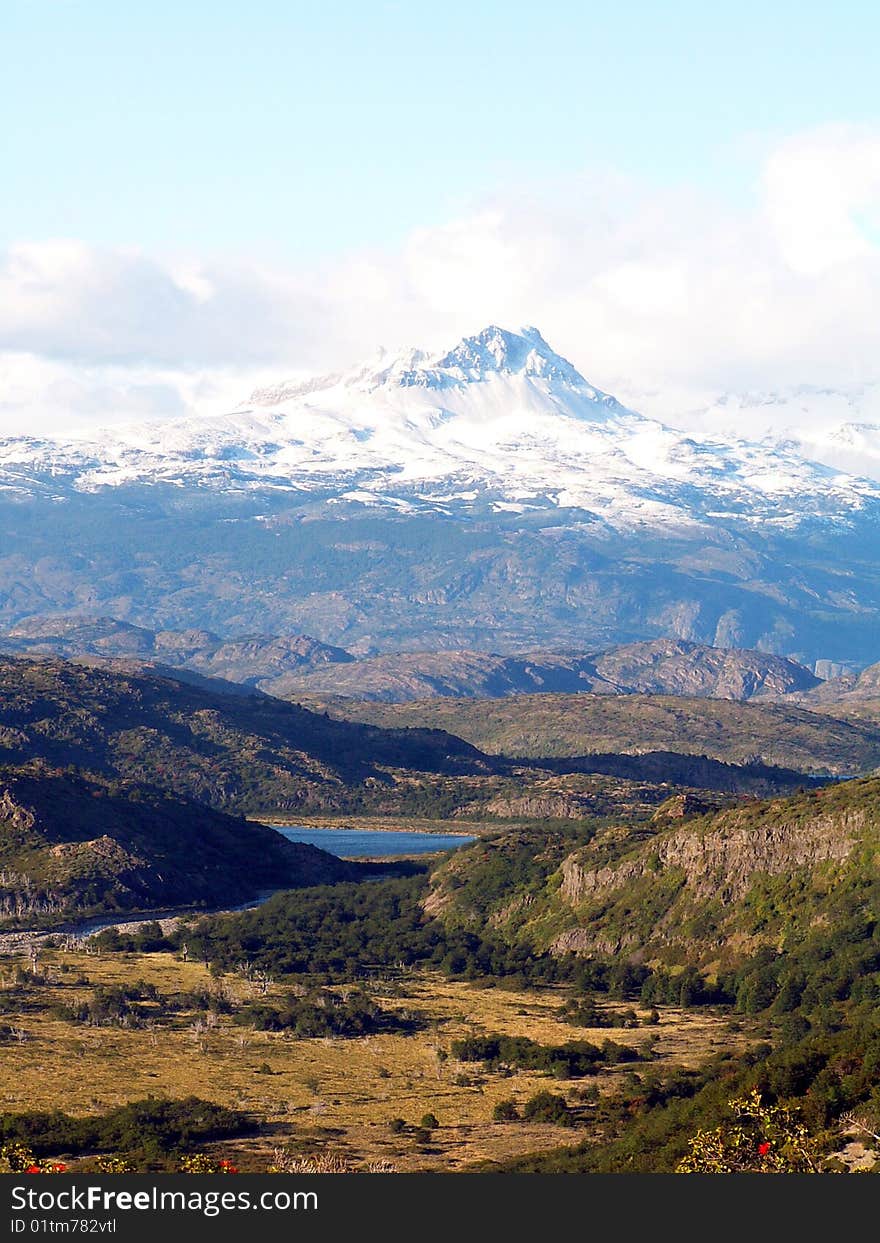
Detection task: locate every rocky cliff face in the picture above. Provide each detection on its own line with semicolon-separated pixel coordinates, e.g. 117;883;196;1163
484;791;592;820
547;779;880;959
0;788;36;832
559;809;860;907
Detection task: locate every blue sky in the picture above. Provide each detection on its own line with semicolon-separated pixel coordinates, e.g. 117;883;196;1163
3;0;879;259
1;1;879;431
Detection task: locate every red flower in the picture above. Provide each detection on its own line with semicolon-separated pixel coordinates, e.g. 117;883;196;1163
50;1164;67;1173
25;1165;42;1174
757;1142;771;1157
219;1160;239;1174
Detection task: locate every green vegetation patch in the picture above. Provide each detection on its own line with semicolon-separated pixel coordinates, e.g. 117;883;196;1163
0;1098;250;1161
451;1033;643;1078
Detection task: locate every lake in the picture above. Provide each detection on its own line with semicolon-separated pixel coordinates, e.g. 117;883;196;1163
272;826;476;858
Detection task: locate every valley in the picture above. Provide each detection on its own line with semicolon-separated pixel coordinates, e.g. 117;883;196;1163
0;949;752;1173
1;652;853;930
1;650;878;1172
5;0;880;1195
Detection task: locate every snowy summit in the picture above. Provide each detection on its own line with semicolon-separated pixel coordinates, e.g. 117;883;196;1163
0;326;877;530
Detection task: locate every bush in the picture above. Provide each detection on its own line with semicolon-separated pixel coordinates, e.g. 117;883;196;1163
0;1098;249;1160
451;1033;640;1078
676;1089;822;1173
558;999;616;1028
238;987;412;1038
522;1092;574;1126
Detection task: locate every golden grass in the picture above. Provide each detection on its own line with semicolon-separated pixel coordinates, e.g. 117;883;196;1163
0;950;751;1171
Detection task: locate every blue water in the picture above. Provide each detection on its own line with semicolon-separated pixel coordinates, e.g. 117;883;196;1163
272;826;476;858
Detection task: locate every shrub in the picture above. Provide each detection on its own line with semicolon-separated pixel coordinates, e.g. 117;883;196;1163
676;1089;822;1173
522;1092;574;1126
0;1097;249;1159
178;1154;239;1174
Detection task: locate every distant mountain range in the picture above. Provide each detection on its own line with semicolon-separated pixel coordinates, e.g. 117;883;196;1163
1;326;879;664
266;637;823;703
0;614;351;685
0;617;826;702
623;380;880;482
3;325;876;520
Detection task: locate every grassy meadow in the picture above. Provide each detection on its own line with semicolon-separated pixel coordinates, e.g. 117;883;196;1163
0;946;753;1172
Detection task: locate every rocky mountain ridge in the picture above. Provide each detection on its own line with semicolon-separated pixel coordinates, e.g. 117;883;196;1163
0;618;826;702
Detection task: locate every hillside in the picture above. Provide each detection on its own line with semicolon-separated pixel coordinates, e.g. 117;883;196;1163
0;655;493;817
314;692;880;777
585;639;820;700
266;638;820;702
783;657;880;718
0;763;352;923
427;776;880;967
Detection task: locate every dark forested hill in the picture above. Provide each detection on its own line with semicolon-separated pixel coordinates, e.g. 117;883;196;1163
0;655;493;816
0;762;354;922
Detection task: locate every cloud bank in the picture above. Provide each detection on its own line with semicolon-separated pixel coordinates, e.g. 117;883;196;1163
2;125;880;436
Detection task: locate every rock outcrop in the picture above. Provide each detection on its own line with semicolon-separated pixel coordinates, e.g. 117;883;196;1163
546;779;880;958
559;809;859;908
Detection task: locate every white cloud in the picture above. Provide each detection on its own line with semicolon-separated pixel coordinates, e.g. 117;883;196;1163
0;352;278;436
2;124;880;436
0;240;328;368
762;125;880;275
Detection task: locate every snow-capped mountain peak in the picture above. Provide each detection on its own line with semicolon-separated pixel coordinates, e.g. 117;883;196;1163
2;326;879;669
434;324;579;383
248;325;628;412
1;325;879;536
